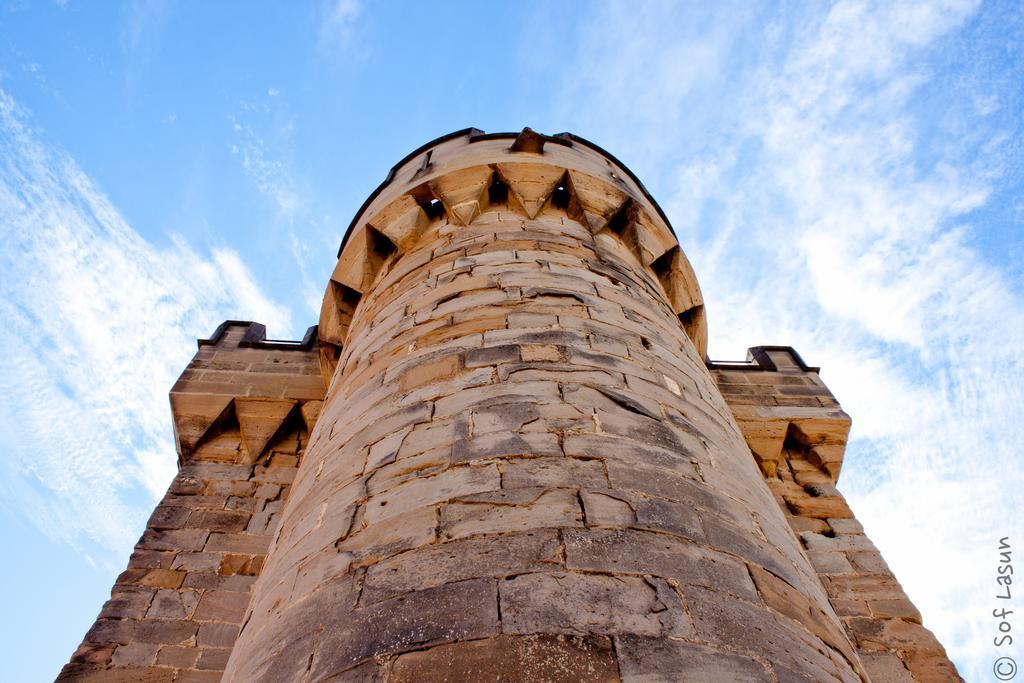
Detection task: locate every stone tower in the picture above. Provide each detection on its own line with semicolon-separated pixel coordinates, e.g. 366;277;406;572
63;129;960;682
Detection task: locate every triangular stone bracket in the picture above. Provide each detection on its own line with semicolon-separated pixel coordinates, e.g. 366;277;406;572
566;168;628;228
495;163;566;219
170;393;235;461
235;398;301;465
429;166;494;226
300;400;324;433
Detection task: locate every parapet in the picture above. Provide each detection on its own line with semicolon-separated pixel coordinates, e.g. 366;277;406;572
170;321;324;464
709;346;851;481
318;128;708;381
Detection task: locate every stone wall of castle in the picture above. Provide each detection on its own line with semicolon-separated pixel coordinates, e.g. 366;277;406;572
712;350;960;682
60;323;323;682
63;129;960;683
222;129;867;680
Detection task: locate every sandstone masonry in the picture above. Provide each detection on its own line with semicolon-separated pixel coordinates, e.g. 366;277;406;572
63;129;959;682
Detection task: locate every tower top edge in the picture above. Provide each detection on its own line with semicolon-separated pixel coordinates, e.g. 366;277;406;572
336;127;675;258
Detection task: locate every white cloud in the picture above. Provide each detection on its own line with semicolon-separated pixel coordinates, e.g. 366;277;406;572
230;114;301;217
0;89;292;561
318;0;361;54
556;1;1023;679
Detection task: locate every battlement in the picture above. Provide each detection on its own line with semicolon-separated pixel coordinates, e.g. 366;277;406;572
710;346;850;481
170;321;324;464
197;320;318;351
318;128;708;384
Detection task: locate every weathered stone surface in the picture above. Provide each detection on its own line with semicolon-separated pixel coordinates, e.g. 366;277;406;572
310;579;499;678
500;572;692;638
362;531;560;602
565;528;758;601
580;491;634;527
615;635;771;682
338;504;438;566
860;652;915;682
192;590;249;622
441;489;582;539
686;586;843;679
503;457;608;489
451;430;561;464
363;464;500;524
391;634;618;682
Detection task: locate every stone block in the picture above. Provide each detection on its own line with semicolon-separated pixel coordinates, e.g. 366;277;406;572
192;591;250;623
100;587;155;619
197;622;239;648
502;457;608;490
197;647;232;670
903;650;963;682
205;480;257;497
615;635;770;682
442;489;582;539
564;528;757;602
784;493;853;519
61;668;176;682
565;434;699;477
500;572;692;638
860;652;914;683
807;550;854;574
470;402;540;434
581;491;635;528
391;634;618;683
362;530;560;603
137;569;186;589
174;670;223;683
139;529;209;552
171;552;222;572
869;598;922;621
146;589;200;619
309;579;499;678
363;464;500;525
85;618;197;646
187;509;251;532
451;431;561;465
204;532;271;554
155;645;199;668
846;617;945;652
147;505;191;530
109;642;158;667
748;564;856;665
685;586;842;678
631;494;705;542
465;344;521;368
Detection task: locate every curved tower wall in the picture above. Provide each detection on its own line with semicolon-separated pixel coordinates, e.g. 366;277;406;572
223;129;865;682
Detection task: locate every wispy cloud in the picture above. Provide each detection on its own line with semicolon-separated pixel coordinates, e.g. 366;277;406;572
0;89;292;564
230;112;302;218
230;96;335;316
119;0;169;91
318;0;362;55
556;1;1023;678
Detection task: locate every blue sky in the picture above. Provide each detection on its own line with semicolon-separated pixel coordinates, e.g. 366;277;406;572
1;1;1022;680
